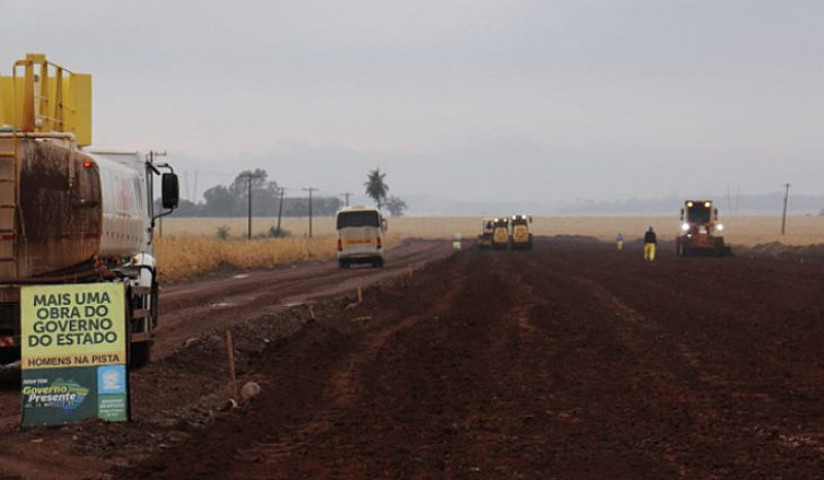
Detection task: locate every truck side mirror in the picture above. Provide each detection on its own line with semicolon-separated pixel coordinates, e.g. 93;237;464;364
529;216;533;223
162;173;179;210
381;218;388;232
680;208;684;221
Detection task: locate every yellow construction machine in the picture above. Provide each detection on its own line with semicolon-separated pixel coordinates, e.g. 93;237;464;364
490;217;510;250
676;200;731;257
509;214;533;250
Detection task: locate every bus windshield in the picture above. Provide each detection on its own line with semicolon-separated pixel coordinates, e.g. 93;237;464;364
337;211;380;229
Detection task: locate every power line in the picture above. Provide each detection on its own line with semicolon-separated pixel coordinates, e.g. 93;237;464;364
275;187;286;237
240;172;265;239
781;183;791;236
303;187;318;237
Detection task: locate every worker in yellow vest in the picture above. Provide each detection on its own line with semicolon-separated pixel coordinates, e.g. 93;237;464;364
643;227;657;262
452;233;462;251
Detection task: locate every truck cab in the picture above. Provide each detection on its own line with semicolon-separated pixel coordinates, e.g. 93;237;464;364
336;206;387;268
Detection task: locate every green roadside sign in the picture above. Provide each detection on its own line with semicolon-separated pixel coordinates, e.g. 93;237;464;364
20;283;129;428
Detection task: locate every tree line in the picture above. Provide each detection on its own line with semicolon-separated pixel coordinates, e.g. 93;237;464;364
160;169;343;218
160;167;408;218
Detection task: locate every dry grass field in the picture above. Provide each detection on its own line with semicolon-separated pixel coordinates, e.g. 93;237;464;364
153;215;824;280
159;215;824;246
154;234;403;281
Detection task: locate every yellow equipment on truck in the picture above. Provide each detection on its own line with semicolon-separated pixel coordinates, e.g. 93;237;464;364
490;217;510;250
0;54;179;367
676;200;731;257
509;214;533;250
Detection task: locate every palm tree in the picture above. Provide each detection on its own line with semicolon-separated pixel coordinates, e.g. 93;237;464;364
364;168;389;209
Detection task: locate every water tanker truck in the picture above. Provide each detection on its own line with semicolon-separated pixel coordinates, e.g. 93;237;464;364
676;200;731;257
0;54;178;367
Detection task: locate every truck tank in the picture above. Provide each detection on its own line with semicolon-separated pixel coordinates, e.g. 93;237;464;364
1;138;145;280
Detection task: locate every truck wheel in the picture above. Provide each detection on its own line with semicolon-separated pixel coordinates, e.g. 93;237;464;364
130;341;151;368
373;258;384;269
339;260;350;269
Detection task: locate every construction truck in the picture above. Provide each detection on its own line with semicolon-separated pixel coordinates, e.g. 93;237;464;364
0;54;178;367
509;214;533;250
676;200;731;257
477;219;493;249
490;217;510;250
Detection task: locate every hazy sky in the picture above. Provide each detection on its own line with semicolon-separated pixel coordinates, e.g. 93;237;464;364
2;1;822;210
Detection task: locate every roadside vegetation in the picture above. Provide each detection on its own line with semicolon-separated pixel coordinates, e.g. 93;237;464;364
154;236;334;281
154;234;402;282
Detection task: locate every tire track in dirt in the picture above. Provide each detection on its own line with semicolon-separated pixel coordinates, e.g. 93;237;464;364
233;252;472;473
223;248;573;478
542;240;824;476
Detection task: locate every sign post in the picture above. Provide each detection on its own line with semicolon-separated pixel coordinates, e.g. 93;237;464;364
20;283;129;428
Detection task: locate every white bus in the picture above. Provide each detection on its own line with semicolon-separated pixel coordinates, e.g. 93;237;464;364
335;206;388;268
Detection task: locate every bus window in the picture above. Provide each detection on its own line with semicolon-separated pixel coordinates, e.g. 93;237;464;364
337;211;380;229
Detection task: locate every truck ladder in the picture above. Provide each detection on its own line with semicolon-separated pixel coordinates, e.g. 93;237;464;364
0;135;17;278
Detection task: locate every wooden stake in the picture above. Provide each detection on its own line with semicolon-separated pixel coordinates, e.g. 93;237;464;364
306;302;316;320
356;286;363;304
225;329;238;401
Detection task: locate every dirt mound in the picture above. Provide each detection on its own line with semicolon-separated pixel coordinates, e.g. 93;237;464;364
743;241;824;263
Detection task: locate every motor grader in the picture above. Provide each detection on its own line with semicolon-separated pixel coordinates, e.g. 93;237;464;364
510;214;533;250
676;200;732;257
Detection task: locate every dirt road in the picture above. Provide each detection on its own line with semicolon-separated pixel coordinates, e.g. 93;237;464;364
153;238;452;359
4;237;824;479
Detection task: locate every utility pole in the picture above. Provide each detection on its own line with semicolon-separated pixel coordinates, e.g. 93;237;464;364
781;183;791;236
148;151;167;237
275;187;286;237
303;187;318;237
342;192;353;207
239;172;264;239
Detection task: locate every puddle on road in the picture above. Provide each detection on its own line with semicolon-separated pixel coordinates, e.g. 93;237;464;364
233;274;249;279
